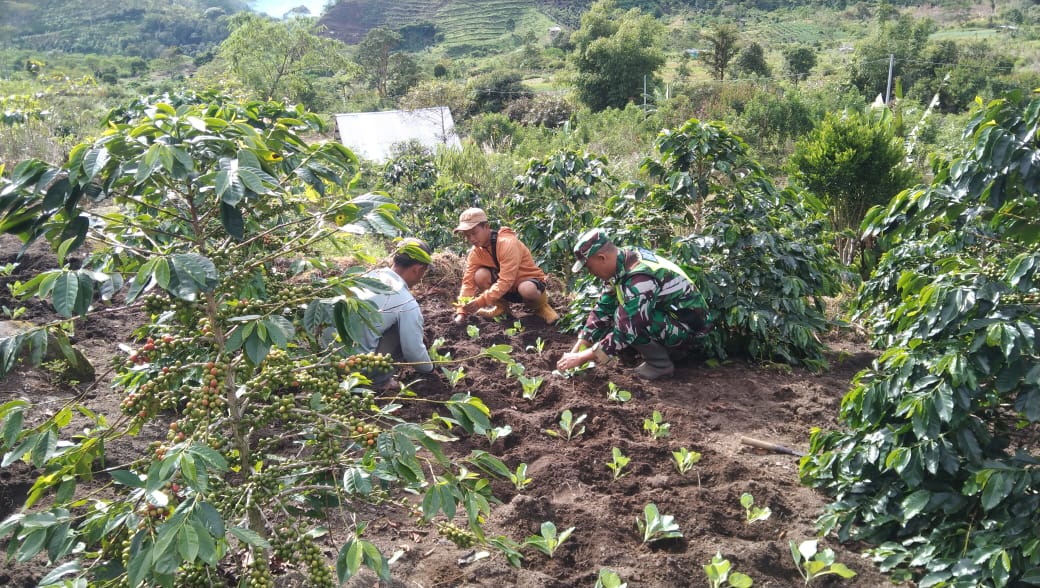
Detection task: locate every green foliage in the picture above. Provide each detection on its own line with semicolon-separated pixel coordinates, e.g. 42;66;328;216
523;521;574;558
782;45;817;82
545;409;586;440
0;92;515;586
800;92;1040;587
732;42;771;79
789;539;857;586
636;503;682;543
570;0;665;112
705;552;754;588
595;568;628;588
740;492;772;524
642;410;670;439
672;447;702;475
848;14;935;100
219;14;358;107
702;24;741;81
606;446;630;480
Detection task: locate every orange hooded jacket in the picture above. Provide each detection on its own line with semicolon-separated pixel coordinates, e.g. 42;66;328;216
458;227;546;309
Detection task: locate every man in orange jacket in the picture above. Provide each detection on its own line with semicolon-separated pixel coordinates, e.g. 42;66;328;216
452;207;559;325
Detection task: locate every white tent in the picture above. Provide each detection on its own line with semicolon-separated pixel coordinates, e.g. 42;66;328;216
334;107;462;163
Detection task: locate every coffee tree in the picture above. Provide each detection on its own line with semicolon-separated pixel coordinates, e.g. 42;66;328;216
0;93;510;587
801;92;1040;586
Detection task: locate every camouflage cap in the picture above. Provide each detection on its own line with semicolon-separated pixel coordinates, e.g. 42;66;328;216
571;229;611;273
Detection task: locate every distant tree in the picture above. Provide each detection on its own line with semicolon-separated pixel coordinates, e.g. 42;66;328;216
399;80;474;121
848;15;934;100
467;71;532;114
788;108;918;263
356;27;404;99
219;14;356;105
570;0;665;112
783;45;817;82
702;24;740;81
386;52;422;99
733;42;771;78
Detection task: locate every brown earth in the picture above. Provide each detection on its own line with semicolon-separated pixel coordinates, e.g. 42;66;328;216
0;238;899;587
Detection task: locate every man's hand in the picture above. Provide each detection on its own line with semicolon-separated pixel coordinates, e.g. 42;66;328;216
557;349;595;371
460;300;481;315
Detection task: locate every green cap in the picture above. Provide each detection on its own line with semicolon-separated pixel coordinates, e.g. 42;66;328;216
571;229;610;272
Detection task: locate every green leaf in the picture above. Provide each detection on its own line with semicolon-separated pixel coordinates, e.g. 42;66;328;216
228;525;271;549
337;539;363;583
52;271;79;317
220;202;244;240
178;524;199;562
109;470;145;488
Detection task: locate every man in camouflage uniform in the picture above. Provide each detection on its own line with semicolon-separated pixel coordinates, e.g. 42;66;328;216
557;229;712;380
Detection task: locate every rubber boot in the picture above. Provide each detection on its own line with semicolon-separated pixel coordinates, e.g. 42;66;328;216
476;299;510;319
527;291;559;325
632;342;675;380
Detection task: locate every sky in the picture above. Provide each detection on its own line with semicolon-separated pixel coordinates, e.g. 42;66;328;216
249;0;329;18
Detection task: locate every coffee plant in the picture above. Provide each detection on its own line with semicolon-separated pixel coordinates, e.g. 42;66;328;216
801;91;1040;586
0;93;514;586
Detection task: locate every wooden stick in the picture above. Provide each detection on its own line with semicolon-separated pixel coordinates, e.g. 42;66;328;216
740;436;805;457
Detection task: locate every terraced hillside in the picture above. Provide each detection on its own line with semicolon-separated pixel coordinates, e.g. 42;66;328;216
321;0;557;51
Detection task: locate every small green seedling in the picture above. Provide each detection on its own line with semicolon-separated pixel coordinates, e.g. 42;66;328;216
466;324;480;339
2;305;26;319
518;374;544;400
740;492;772;524
643;411;670;439
606;381;631;403
510;463;532;491
606;447;630;480
637;503;682;543
790;539;857;586
441;365;466;389
505;360;525;379
524;521;574;558
545;409;586;441
595;568;628;588
485;424;512;446
672;447;702;475
429;338;452;362
705;552;754;588
505;320;524;336
525;337;546;355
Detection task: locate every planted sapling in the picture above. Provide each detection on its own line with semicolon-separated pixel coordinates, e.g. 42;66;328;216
505;360;526;379
504;320;524;336
672;447;702;475
524;521;574;558
705;552;754;588
545;409;586;441
518;374;544;400
466;324;481;339
740;492;772;524
637;503;683;543
510;463;532;491
441;365;466;389
643;411;670;439
595;569;628;588
790;540;857;586
606;381;631;403
484;424;512;446
606;447;630;480
525;336;546;355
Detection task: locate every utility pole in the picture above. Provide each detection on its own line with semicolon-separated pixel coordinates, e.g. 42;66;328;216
885;53;894;105
643;75;647;116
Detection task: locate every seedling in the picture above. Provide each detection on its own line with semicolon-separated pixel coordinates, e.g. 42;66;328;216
429;338;452;362
705;552;754;588
523;521;574;558
606;447;630;480
606;381;631;403
636;503;683;543
510;463;532;491
545;409;586;440
505;360;526;379
740;492;772;524
642;411;670;439
525;337;546;355
441;365;466;389
672;447;702;475
504;320;524;336
595;568;628;588
518;374;544;400
790;539;857;586
466;324;480;339
484;425;512;446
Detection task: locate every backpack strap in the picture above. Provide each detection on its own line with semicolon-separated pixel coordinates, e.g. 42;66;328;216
489;230;500;270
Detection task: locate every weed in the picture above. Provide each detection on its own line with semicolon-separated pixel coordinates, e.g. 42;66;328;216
606;447;630;480
524;521;574;558
545;409;586;441
740;493;772;524
637;503;682;543
790;540;857;585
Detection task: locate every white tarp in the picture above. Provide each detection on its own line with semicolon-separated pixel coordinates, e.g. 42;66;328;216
334;107;462;163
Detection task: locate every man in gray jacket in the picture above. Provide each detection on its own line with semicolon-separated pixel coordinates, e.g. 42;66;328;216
356;238;435;388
